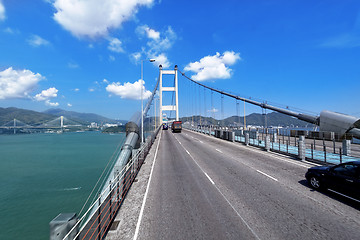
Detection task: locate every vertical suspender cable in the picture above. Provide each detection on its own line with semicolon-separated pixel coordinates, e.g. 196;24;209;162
221;94;224;127
211;90;214;123
204;88;207;124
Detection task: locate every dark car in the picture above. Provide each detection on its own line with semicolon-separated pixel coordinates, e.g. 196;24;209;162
162;123;168;130
305;161;360;202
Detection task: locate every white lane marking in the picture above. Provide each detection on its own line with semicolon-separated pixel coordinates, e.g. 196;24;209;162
215;149;223;153
174;137;260;240
256;170;278;182
133;130;162;240
199;140;204;144
204;172;215;185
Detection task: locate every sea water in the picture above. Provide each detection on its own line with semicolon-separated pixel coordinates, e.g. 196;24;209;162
0;131;125;240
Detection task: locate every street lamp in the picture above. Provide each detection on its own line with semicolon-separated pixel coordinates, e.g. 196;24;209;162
141;58;156;144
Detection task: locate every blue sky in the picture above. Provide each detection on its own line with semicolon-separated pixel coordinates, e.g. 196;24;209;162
0;0;359;120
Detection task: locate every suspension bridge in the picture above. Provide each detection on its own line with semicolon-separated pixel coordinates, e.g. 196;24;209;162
51;65;360;240
0;116;84;134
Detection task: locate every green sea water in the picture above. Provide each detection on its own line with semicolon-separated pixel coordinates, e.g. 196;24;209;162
0;131;125;240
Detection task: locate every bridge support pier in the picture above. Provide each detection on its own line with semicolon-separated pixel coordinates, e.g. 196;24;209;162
342;139;351;156
298;136;306;160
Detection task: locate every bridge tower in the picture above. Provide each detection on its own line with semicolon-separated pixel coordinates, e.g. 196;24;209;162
159;65;179;125
60;116;64;132
13;118;16;134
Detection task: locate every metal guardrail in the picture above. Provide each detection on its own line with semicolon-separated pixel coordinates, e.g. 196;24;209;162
187;126;360;165
61;126;161;240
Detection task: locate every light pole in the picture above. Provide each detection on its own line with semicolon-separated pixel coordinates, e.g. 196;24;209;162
141;58;155;144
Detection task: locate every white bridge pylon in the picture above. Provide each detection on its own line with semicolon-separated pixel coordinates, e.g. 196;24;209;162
159;65;179;125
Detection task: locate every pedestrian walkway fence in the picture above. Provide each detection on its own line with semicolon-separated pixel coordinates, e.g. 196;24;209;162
188;127;360;165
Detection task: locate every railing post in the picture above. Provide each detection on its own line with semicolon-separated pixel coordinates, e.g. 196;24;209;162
342;139;351;156
323;145;327;163
311;143;313;160
278;139;281;151
272;132;277;143
109;180;112;223
298;136;305;160
288;134;290;146
245;132;249;146
339;147;342;163
265;135;270;152
116;170;120;203
286;140;289;153
98;192;101;240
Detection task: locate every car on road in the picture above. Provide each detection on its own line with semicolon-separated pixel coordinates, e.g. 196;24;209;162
305;161;360;202
162;123;168;130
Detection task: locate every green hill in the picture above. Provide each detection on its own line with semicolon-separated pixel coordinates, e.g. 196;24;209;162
180;112;313;127
0;107;55;126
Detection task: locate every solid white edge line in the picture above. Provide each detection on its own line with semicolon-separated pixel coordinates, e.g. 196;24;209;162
133;130;162;240
204;172;215;185
215;149;223;153
256;170;278;182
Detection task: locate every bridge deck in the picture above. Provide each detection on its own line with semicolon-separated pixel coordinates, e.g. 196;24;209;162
107;129;360;240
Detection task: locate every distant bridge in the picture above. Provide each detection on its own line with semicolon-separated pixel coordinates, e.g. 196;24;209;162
0;116;83;133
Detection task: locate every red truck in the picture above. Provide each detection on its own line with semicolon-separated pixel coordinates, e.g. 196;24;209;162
171;121;182;133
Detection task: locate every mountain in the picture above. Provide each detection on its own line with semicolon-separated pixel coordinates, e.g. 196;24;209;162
180;112;313;127
0;107;55;126
0;107;127;126
43;109;126;124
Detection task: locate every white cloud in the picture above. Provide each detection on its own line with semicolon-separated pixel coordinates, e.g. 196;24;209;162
208;108;218;113
152;53;170;68
0;1;5;21
68;62;79;68
106;79;151;100
108;37;124;53
27;35;50;47
320;33;360;48
0;67;44;99
4;27;20;34
52;0;154;39
34;87;58;101
45;100;59;107
184;51;241;81
109;55;115;61
133;26;176;68
130;52;142;63
89;88;95;92
136;25;160;40
67;103;72;107
73;88;80;92
147;26;176;52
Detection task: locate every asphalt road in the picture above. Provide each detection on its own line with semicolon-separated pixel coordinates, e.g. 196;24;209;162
135;129;360;240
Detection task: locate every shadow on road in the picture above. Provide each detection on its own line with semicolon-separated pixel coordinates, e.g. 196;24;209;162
298;179;360;210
